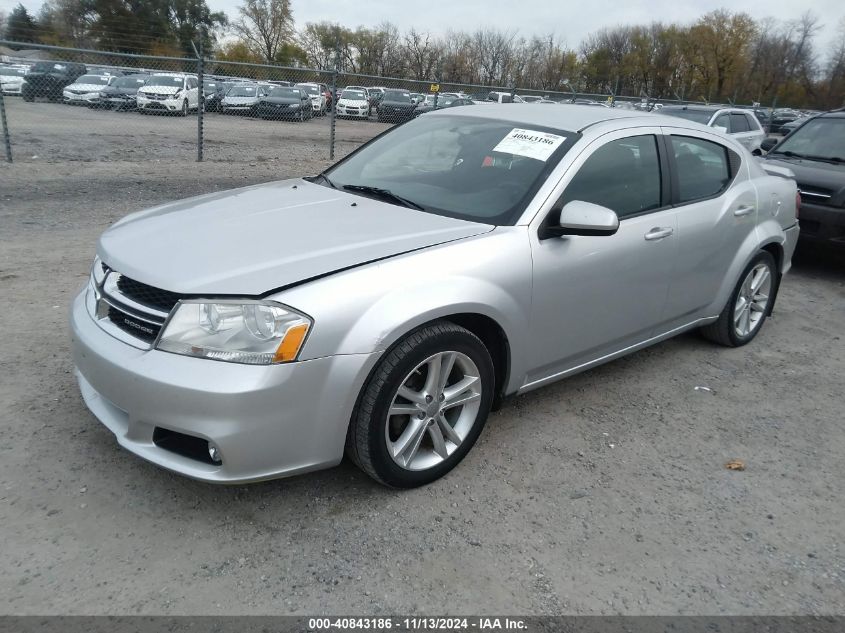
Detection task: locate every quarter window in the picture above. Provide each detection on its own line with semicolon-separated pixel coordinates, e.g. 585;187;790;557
558;135;662;218
713;114;731;131
670;136;731;203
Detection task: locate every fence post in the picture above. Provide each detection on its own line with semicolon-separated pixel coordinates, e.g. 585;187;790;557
0;88;12;163
194;35;204;162
329;44;339;160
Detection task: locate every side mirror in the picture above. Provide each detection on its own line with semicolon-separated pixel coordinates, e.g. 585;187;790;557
760;137;778;152
541;200;620;239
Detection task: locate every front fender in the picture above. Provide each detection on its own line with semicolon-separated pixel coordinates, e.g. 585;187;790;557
277;228;533;394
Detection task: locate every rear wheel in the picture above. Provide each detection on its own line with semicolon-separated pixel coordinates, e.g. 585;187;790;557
346;321;495;488
700;251;776;347
180;99;188;117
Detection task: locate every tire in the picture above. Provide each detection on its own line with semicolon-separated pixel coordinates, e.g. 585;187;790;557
180;99;188;117
346;321;495;488
700;251;777;347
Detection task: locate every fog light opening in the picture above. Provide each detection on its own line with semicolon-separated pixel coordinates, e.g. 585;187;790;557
208;443;222;465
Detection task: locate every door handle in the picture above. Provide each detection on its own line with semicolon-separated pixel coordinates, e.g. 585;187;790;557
733;205;755;217
644;227;673;241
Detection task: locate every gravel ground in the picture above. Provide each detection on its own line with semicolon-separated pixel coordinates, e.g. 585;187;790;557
1;152;844;616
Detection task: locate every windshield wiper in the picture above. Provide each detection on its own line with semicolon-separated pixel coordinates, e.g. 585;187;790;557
773;151;843;164
341;184;425;211
772;150;807;159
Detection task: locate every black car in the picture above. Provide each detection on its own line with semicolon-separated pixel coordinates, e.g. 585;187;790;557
768;108;802;134
203;80;231;113
761;110;845;246
413;94;474;117
21;61;86;102
91;74;148;110
376;89;416;123
256;86;313;121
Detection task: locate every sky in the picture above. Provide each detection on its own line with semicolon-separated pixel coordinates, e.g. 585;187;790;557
2;0;843;56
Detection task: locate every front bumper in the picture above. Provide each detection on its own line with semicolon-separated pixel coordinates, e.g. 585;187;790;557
70;287;380;483
336;106;368;118
1;83;22;95
95;96;137;109
797;201;845;245
63;91;99;103
137;95;183;112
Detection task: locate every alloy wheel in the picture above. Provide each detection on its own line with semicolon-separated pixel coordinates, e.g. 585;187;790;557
385;351;482;471
734;262;772;338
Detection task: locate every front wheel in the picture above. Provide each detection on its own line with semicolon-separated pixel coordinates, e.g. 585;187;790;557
346;321;495;488
700;251;776;347
180;99;188;116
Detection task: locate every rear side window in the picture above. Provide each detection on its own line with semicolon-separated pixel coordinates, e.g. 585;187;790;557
670;136;731;203
559;135;662;218
713;113;730;131
730;113;750;132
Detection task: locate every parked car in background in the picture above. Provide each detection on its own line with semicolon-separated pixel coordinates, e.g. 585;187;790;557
221;83;272;115
335;88;370;119
368;86;387;111
71;105;798;488
519;95;543;103
376;89;417;123
760;109;845;247
201;79;227;112
136;73;200;116
21;61;87;102
63;73;119;105
779;117;806;136
0;65;28;95
318;83;333;111
256;86;313;122
660;105;765;152
413;94;475;117
410;93;425;105
486;91;524;103
769;108;803;134
91;74;148;110
294;83;327;116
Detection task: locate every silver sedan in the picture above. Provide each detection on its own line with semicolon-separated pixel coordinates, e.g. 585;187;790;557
70;105;800;488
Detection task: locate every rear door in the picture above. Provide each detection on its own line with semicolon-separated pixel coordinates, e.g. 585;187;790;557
660;129;759;324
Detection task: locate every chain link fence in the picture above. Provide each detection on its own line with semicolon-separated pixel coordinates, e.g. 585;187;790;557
1;40;734;165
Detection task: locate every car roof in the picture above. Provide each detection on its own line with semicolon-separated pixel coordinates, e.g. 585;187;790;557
430;103;676;132
818;109;845;118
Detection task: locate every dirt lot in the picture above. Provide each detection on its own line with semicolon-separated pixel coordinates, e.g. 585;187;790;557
1;129;844;616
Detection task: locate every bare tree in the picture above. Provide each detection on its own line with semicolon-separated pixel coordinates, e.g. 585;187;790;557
233;0;294;62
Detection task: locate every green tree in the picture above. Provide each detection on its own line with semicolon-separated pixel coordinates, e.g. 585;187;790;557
4;3;39;43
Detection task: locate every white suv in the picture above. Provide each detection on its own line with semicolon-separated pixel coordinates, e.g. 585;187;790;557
661;106;765;152
294;83;327;115
136;73;200;116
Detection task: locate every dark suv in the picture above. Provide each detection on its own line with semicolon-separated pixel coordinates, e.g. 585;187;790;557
21;61;87;102
761;109;845;246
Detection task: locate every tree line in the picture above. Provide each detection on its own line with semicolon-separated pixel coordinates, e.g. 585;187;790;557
2;1;843;109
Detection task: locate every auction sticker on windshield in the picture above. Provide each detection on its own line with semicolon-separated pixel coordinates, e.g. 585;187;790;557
493;128;566;161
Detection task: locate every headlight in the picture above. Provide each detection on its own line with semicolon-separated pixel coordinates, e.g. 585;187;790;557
156;300;311;365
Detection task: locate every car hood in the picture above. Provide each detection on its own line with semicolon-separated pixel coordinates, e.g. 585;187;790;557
102;87;139;96
338;99;368;106
224;96;259;104
139;85;181;95
261;97;299;105
66;83;108;92
98;179;494;295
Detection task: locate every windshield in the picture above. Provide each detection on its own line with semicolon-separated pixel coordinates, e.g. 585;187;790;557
297;84;319;95
31;62;69;72
113;76;146;88
325;115;577;224
270;87;299;98
661;108;714;125
229;85;258;97
0;67;26;77
384;90;411;102
772;117;845;161
341;89;366;100
146;75;185;87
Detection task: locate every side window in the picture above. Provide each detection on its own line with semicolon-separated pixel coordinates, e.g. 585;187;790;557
745;114;760;131
713;113;731;132
730;113;750;133
670;136;731;204
558;135;662;218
